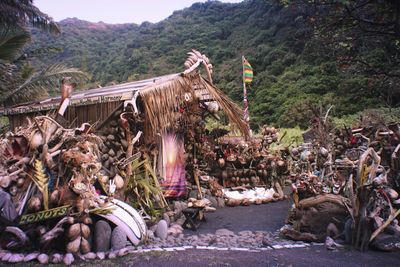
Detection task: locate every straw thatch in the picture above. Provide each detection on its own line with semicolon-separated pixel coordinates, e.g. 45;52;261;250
200;76;249;137
139;73;249;139
139;74;194;139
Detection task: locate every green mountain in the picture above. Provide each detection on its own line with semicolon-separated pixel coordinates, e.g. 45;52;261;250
28;0;397;129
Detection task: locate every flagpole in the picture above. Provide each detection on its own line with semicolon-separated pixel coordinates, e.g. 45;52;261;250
242;55;251;137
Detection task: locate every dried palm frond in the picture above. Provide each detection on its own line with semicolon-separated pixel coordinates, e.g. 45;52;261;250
200;76;249;137
87;204;115;216
32;159;49;210
139;75;192;140
139;73;249;139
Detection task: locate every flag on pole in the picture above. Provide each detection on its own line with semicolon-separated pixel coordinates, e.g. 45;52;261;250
243;58;253;84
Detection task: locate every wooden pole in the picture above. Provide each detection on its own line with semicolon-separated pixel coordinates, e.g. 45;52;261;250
242;56;251;137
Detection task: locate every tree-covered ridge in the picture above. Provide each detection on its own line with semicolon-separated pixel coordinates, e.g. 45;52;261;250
28;0;399;128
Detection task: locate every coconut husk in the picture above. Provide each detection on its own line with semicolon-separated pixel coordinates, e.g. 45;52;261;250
67;223;81;241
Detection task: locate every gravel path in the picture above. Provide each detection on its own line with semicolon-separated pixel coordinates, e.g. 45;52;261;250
71;246;400;267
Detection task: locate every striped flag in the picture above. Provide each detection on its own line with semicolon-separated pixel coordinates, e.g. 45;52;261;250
243;58;253;83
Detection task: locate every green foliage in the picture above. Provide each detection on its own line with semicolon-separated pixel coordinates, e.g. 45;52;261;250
125;158;165;220
26;0;399;128
278;127;303;147
332;108;400;129
2;63;88;105
0;0;60;34
0;26;31;61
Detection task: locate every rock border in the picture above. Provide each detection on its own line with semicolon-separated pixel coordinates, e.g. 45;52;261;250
0;240;314;265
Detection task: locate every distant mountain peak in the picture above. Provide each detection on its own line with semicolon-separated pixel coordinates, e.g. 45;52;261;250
59;17;84;24
59;17;126;30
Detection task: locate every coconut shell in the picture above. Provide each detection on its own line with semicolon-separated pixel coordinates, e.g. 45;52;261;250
66;237;81;254
218;158;225;168
101;154;109;161
80;238;91;254
114;174;124;190
17;177;25;187
82;216;93;225
67;223;81;241
255;198;263;205
262;197;273;203
29;131;44;150
226;198;242;206
0;175;11;188
98;175;109;184
28;196;42;212
242;199;250;206
50;190;60;205
386;188;399;200
81;223;90;239
262;170;268;178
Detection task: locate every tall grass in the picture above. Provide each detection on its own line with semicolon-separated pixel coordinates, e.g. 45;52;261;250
278;127;304;147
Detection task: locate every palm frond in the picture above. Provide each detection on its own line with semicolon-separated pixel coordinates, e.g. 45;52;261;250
125;158;166;219
0;26;31;61
4;63;88;105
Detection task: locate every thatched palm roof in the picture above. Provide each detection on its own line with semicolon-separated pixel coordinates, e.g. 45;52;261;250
139;73;249;138
1;71;249;137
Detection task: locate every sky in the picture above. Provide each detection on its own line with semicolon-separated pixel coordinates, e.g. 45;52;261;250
34;0;243;24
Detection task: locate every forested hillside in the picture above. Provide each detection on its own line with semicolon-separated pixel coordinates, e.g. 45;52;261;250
28;0;400;128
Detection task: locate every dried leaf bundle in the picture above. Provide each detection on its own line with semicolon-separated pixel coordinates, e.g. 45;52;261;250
32;160;49;210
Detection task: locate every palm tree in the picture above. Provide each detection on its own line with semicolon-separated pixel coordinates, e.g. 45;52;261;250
0;0;87;105
0;0;60;34
3;64;87;105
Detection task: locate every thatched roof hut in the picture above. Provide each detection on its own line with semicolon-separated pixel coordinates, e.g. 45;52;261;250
0;53;249;139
